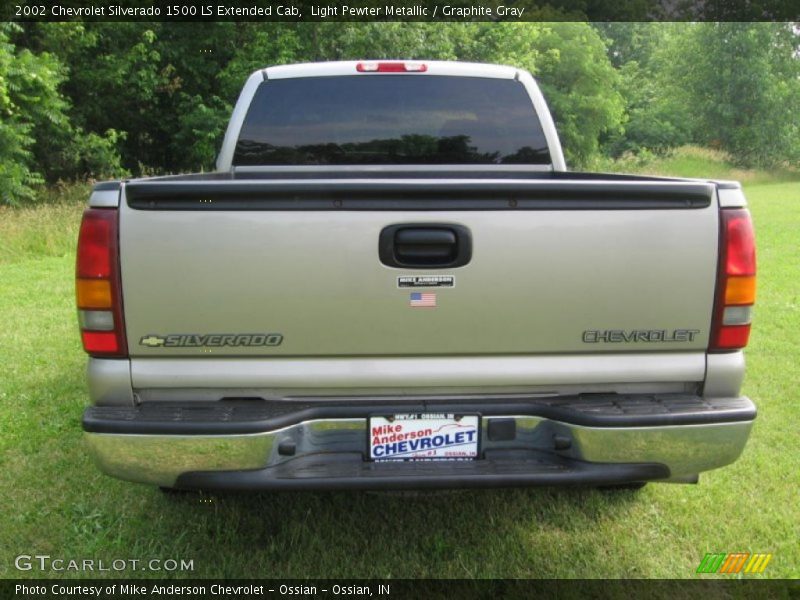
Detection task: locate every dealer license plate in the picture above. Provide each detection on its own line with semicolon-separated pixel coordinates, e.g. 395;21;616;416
368;413;480;461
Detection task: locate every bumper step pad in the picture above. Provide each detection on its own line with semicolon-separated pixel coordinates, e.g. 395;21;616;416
83;393;756;435
175;449;670;491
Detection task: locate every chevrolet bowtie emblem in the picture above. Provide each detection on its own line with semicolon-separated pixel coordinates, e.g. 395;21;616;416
140;335;166;347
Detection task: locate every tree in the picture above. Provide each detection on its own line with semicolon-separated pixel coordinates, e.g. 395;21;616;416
595;23;692;157
664;23;800;167
0;23;69;204
8;23;129;190
24;22;239;174
450;22;625;166
521;23;625;167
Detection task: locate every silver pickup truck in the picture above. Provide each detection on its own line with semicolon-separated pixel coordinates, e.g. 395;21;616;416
77;60;757;491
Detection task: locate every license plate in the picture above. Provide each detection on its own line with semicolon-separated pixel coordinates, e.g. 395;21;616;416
368;413;480;461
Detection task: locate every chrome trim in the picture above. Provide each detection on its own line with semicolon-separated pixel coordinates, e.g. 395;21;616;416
557;420;753;479
84;416;753;488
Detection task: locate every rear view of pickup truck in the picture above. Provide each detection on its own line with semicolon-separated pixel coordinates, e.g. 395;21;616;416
77;61;757;490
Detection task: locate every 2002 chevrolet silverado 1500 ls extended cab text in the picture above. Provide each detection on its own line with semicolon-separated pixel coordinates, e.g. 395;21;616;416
77;60;757;491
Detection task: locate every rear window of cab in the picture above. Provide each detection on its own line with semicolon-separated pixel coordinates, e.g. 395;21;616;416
233;75;551;166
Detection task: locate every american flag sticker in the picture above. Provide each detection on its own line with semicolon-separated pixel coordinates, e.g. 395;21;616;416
409;292;437;307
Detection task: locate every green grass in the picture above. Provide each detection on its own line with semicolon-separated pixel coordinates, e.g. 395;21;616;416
597;146;799;185
0;183;89;266
1;151;798;580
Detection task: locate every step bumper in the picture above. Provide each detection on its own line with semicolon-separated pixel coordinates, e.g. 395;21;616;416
82;394;755;489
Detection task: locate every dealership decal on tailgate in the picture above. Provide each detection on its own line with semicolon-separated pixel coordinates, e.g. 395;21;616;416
369;414;480;461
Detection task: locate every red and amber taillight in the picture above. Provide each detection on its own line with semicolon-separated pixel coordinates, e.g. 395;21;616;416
76;208;127;357
710;208;756;352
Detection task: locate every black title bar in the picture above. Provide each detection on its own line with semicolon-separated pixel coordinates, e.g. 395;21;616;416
4;579;799;599
4;0;800;22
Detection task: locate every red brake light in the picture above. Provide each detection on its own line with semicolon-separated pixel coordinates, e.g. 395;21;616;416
76;212;112;278
81;331;119;354
710;208;756;352
356;62;427;73
76;208;127;358
725;212;756;276
716;325;751;349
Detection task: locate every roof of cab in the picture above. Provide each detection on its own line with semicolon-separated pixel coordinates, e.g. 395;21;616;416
262;60;520;80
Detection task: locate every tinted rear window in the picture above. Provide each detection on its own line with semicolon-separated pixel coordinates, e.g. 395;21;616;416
233;76;550;166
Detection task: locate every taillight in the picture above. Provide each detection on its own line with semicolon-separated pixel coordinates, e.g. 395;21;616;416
710;208;756;352
356;61;427;73
76;208;127;357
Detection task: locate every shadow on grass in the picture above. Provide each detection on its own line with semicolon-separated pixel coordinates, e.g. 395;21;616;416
113;483;646;577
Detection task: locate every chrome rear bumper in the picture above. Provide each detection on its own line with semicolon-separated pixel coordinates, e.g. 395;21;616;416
83;394;755;489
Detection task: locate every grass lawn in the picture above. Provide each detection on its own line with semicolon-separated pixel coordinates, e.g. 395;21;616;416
1;153;798;579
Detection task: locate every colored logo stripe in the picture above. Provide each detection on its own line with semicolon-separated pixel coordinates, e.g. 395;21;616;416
745;553;772;573
720;553;748;573
696;553;726;573
697;553;772;574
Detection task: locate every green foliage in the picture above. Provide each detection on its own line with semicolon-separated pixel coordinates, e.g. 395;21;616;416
61;129;131;181
665;23;800;168
0;24;62;204
1;23;129;205
298;22;461;62
217;24;301;100
3;22;799;203
610;62;691;156
596;24;692;158
11;22;627;176
174;96;231;171
23;23;231;176
599;23;800;168
597;145;798;185
522;23;625;167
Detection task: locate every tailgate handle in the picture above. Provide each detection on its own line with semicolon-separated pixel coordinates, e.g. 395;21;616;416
379;224;472;268
396;229;455;260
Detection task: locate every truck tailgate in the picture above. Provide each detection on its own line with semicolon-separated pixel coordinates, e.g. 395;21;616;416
119;178;718;357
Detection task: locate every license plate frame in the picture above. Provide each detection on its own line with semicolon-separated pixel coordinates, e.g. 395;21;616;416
367;413;481;461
